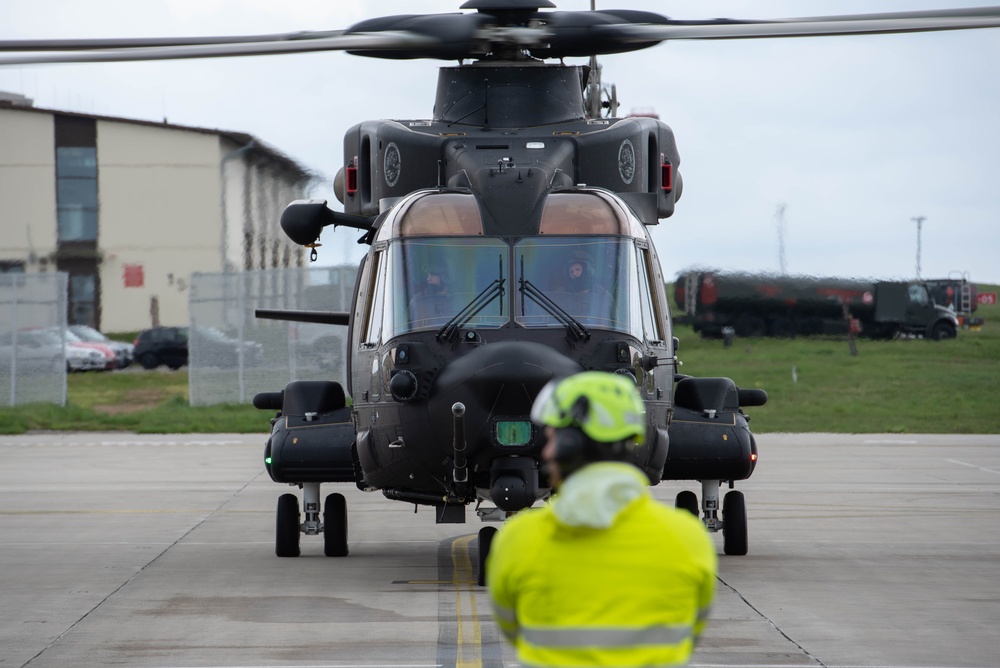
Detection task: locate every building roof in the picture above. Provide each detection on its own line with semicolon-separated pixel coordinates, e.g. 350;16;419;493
0;95;314;182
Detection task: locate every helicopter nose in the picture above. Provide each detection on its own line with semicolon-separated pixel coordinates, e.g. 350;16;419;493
428;341;583;511
429;341;583;421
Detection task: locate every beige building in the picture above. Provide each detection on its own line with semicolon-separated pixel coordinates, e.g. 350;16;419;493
0;93;315;332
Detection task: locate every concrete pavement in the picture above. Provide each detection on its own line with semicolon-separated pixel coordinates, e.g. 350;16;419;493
1;432;998;667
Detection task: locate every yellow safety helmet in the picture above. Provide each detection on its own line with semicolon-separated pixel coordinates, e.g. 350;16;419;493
531;371;646;444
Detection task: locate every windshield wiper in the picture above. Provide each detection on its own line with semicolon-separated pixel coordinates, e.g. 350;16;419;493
518;256;590;342
437;255;506;342
436;280;505;342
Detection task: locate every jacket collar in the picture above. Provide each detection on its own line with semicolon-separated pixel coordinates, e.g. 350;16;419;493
550;462;649;529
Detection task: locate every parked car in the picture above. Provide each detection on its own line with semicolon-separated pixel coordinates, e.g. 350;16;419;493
134;326;189;370
0;328;64;374
133;325;264;370
69;325;134;368
56;328;116;371
65;339;113;371
189;325;265;367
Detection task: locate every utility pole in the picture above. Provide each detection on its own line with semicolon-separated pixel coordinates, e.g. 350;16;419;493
911;216;926;278
775;203;787;274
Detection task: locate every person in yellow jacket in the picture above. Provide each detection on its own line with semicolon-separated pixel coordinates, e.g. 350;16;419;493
487;371;717;667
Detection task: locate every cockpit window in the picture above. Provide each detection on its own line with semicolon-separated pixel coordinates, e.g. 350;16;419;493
394;193;484;237
382;237;508;337
538;192;629;235
515;237;642;336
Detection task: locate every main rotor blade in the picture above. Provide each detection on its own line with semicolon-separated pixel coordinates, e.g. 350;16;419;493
0;31;435;66
772;7;1000;24
0;30;346;52
2;5;998;66
605;14;1000;44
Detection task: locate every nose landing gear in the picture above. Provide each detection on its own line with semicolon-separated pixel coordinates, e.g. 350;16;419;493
675;480;748;556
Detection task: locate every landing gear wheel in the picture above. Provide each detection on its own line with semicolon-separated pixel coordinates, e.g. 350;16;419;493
722;490;748;556
275;493;301;557
675;490;699;517
323;493;349;557
477;526;498;587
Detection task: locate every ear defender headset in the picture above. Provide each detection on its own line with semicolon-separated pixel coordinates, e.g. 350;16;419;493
553;396;591;464
539;379;640;474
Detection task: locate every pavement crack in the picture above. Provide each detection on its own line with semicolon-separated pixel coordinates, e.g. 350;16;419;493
716;574;828;668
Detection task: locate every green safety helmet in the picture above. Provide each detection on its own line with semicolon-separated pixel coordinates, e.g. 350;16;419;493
531;371;646;444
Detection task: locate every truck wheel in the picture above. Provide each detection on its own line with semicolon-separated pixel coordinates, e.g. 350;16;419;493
930;322;956;340
736;314;765;338
770;317;796;338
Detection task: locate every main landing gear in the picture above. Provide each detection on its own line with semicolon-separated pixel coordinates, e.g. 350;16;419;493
275;482;349;557
676;479;748;556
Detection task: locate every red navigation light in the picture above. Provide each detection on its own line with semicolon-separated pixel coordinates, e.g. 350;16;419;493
750;453;758;462
346;157;358;195
661;158;673;193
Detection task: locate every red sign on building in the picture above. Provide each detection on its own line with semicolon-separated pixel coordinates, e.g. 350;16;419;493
123;264;144;288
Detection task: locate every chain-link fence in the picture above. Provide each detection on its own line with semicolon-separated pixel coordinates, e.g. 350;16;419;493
188;266;357;406
0;272;68;406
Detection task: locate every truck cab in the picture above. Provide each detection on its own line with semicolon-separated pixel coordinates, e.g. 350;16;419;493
874;281;958;339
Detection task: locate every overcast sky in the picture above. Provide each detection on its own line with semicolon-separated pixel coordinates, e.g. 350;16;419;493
2;0;998;283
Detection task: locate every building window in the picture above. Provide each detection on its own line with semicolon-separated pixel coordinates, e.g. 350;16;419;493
56;147;98;242
70;273;97;327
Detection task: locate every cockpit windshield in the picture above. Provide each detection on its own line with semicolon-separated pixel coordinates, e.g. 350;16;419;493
515;237;641;335
364;191;655;342
383;237;508;337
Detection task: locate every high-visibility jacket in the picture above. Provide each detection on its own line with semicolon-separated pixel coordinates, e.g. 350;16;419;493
487;462;717;667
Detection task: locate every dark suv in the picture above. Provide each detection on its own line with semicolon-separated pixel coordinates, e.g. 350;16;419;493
133;327;188;370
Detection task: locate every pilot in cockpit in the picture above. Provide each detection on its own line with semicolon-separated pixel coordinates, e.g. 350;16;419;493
409;264;454;325
417;265;450;297
561;258;595;293
555;255;613;321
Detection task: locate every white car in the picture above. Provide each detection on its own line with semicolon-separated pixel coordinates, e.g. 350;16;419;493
0;329;64;374
69;325;134;368
65;341;111;372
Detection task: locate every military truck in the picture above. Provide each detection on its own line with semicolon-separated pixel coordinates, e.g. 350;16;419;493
923;272;983;330
674;270;959;340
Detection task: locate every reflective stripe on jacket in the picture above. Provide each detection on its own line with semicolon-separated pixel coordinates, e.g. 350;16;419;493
487;462;717;667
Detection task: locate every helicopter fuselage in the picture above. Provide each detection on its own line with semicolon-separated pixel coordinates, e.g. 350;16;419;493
321;62;683;516
258;60;761;544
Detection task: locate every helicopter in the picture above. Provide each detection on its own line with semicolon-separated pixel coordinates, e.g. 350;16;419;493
5;1;999;581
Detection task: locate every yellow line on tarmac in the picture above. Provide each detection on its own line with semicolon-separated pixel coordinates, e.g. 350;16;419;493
451;534;483;668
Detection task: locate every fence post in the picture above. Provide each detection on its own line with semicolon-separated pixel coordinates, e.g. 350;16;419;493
7;276;16;406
